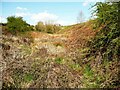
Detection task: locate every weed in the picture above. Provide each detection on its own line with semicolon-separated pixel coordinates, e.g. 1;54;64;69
21;44;32;55
55;57;64;64
70;63;81;71
84;65;93;77
24;74;34;82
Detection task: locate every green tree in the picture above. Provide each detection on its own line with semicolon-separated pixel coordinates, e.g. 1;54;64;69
7;16;32;35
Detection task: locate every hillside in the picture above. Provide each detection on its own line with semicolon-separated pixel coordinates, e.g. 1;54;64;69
2;1;120;89
2;19;119;88
2;21;97;88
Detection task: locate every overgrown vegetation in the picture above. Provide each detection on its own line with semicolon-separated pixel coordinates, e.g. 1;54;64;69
5;16;61;35
89;2;120;61
82;2;120;88
35;21;61;34
2;1;120;89
7;16;34;35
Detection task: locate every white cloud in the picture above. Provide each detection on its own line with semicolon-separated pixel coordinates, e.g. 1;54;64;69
13;9;74;25
30;11;58;24
0;16;7;23
0;17;2;22
16;7;28;11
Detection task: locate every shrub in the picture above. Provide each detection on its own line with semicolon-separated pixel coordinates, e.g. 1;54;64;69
35;21;46;32
89;2;120;61
35;21;61;34
7;16;33;35
83;2;120;88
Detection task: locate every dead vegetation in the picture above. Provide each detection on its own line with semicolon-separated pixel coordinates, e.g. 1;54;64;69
1;20;119;88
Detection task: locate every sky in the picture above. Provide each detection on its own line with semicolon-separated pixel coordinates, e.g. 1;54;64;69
0;1;104;26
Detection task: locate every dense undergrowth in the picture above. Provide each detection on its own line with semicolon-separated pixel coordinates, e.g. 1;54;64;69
89;2;120;61
81;2;120;87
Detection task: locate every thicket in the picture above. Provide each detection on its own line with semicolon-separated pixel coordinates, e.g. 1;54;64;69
80;2;120;88
89;2;120;61
7;16;34;35
6;16;61;35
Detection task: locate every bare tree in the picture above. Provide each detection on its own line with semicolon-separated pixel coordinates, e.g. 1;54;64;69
77;10;85;23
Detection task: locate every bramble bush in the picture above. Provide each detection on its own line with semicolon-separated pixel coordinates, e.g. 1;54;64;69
89;2;120;61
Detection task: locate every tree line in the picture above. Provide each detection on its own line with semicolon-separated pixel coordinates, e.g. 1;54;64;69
3;16;61;35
